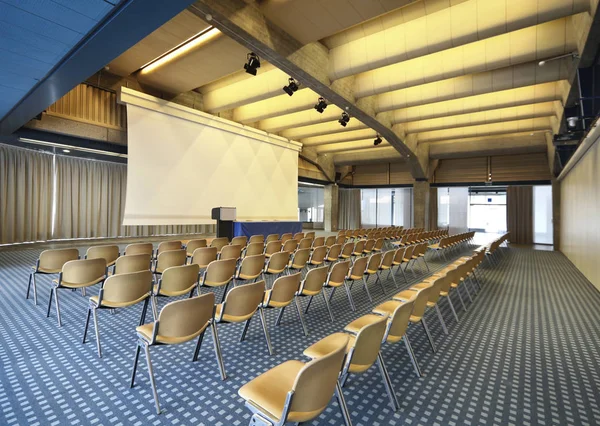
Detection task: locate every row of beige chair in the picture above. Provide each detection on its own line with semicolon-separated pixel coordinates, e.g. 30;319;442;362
428;231;476;260
484;232;510;265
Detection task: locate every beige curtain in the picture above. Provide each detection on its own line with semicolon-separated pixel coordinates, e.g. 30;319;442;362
338;189;362;230
0;144;53;244
507;186;533;244
428;187;438;230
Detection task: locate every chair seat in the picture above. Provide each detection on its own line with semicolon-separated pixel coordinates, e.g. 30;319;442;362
90;294;148;308
263;290;292;308
154;283;194;297
392;289;417;302
136;322;205;345
372;299;403;316
238;273;261;280
203;279;231;287
344;314;383;334
215;303;255;323
303;332;350;359
33;266;61;274
238;360;311;423
325;280;344;288
299;288;321;296
52;277;104;288
428;244;440;249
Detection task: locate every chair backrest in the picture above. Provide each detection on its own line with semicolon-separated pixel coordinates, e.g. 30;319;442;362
62;258;106;286
312;236;325;247
86;245;119;265
191;247;218;268
301;265;328;293
238;254;265;279
282;239;299;253
403;245;414;259
327;260;350;285
373;238;384;250
366;253;382;273
293;232;305;241
156;249;187;271
349;256;368;279
220;244;243;260
304;231;316;239
326;244;342;260
157;240;182;255
280;233;293;243
245;242;265;257
186;239;207;255
249;234;264;244
290;333;348;417
392;247;406;264
203;258;237;286
310;246;327;263
364;239;376;251
266;234;280;243
157;293;215;341
410;285;433;318
100;270;153;306
38;248;80;273
290;248;310;269
427;276;445;304
341;242;354;257
381;250;395;268
220;280;265;321
299;237;313;250
231;236;248;247
114;253;151;274
353;240;365;254
125;242;154;256
266;251;290;273
159;264;200;295
210;237;229;252
350;315;387;370
325;236;337;248
385;299;414;342
269;272;302;305
336;236;346;245
265;240;283;255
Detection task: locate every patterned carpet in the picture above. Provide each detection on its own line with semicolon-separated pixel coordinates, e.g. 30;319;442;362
0;242;599;426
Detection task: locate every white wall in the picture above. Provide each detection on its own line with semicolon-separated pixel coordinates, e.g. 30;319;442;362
561;135;600;291
119;88;301;225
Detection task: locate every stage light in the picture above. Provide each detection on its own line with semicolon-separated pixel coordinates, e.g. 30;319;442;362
373;135;382;146
244;52;261;75
283;77;299;96
338;112;350;127
314;97;327;113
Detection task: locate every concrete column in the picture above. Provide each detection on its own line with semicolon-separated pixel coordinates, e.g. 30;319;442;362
324;184;339;232
413;181;430;229
552;179;561;250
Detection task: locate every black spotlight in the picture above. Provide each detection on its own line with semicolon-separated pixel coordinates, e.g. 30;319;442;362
283;77;299;96
244;52;261;75
373;135;382;146
314;97;327;113
338;111;350;127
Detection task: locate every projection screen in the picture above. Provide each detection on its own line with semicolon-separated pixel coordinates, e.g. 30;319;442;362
119;88;301;225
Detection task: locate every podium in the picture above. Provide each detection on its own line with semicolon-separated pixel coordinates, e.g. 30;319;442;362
211;207;236;240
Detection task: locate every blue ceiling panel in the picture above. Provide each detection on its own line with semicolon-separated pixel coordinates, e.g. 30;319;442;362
0;86;28;119
49;0;114;20
0;21;69;57
0;70;39;91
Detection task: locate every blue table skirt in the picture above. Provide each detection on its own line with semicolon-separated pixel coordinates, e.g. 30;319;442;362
233;221;303;238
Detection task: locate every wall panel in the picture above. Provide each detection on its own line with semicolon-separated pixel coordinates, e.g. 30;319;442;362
353;164;389;186
435;157;488;183
491;153;551;182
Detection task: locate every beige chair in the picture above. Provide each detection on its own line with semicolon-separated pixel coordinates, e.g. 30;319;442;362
262;251;291;285
47;258;107;326
307;246;327;269
336;235;346;245
288;248;310;276
280;233;293;243
266;234;280;243
325;235;337;248
210;237;229;253
152;264;200;318
249;234;265;244
199;258;237;302
191;247;218;269
322;261;353;317
215;280;272;355
298;237;313;250
312;236;325;248
406;275;450;334
326;243;342;264
83;270;153;358
185;239;207;257
372;238;385;253
378;250;398;289
306;317;399;412
239;333;351;426
219;244;243;261
348;297;422;377
363;239;376;255
244;242;265;257
304;231;316;239
235;254;265;284
345;256;370;302
125;243;153;256
364;252;385;295
86;245;119;269
264;240;283;258
231;236;248;247
152;249;187;279
114;253;152;275
282;239;299;253
131;293;225;414
339;242;354;261
352;240;365;257
156;240;182;257
27;248;79;305
261;272;306;336
293;232;305;241
391;247;409;284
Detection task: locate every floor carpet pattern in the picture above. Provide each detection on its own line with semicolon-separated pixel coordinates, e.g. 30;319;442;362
0;242;599;425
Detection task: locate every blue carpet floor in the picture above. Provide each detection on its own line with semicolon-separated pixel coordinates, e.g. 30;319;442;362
0;243;599;425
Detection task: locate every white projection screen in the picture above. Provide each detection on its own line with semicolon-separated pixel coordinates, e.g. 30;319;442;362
119;88;301;225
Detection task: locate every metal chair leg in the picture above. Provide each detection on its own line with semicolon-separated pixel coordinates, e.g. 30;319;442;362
130;341;141;388
92;307;102;358
82;306;91;343
455;286;467;311
434;304;448;335
142;343;161;415
377;353;400;411
54;287;62;326
322;289;335;322
26;273;32;300
335;381;354;426
304;295;313;314
211;322;227;380
462;281;474;303
275;306;286;326
258;309;273;355
388;269;398;288
294;297;308;336
343;282;356;312
446;295;459;323
421;317;436;353
403;334;423;377
362;278;373;302
375;272;386;294
240;317;252;341
192;329;205;362
46;287;54;318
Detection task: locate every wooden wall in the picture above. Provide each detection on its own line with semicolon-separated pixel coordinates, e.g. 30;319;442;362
351;162;413;186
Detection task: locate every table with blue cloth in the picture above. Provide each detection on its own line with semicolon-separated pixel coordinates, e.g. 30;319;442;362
233;221;303;238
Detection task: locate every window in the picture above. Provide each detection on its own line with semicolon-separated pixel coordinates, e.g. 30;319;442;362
360;188;412;227
533;185;553;244
298;184;324;223
437;187;469;233
468;191;507;233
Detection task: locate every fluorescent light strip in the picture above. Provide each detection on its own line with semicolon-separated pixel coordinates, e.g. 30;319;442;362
18;138;127;158
139;27;220;74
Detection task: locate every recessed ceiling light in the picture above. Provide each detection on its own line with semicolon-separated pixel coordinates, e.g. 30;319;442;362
62;149;70;153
